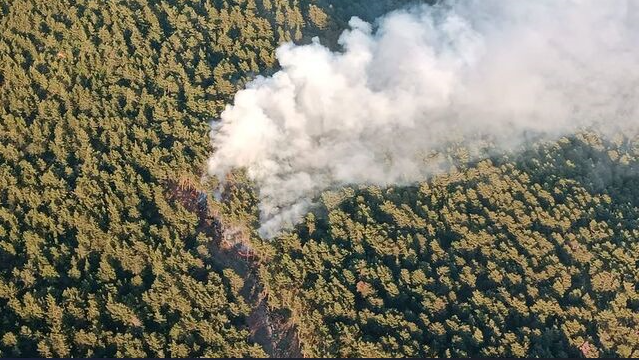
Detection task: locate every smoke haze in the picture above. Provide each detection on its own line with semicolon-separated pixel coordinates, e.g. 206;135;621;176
208;0;639;238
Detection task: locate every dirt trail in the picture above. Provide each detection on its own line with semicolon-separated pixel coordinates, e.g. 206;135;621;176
167;179;301;357
208;228;301;358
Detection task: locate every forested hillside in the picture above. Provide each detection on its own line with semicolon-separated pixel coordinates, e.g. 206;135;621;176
0;0;337;356
262;134;639;357
1;0;637;358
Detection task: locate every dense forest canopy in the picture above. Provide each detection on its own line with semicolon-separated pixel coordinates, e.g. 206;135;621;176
0;0;637;358
263;134;639;357
0;0;339;356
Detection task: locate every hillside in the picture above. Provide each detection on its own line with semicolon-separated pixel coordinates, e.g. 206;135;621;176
263;134;639;357
0;0;638;358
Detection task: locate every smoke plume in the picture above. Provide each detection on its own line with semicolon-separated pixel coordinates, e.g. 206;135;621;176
208;0;639;238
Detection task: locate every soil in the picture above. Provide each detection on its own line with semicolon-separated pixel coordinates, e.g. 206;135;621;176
167;179;302;357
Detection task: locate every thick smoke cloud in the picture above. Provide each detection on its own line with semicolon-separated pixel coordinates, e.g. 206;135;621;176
208;0;639;238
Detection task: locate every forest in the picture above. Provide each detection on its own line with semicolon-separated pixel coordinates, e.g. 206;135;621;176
0;0;637;358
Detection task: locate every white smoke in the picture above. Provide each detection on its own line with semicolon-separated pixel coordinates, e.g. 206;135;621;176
208;0;639;238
